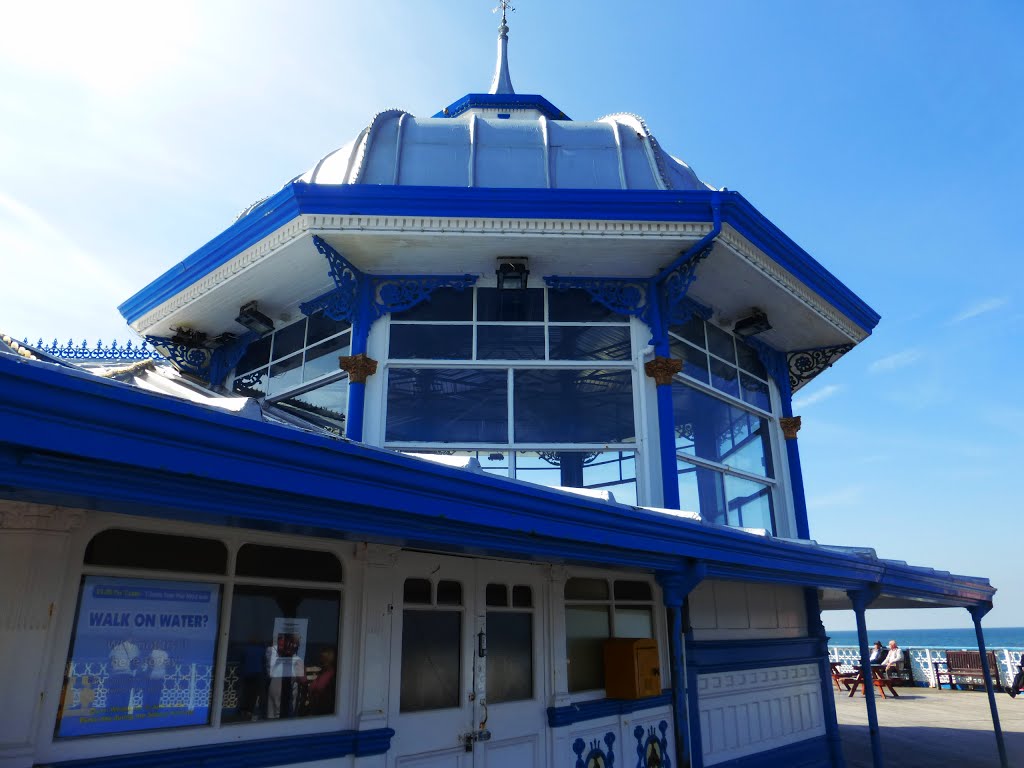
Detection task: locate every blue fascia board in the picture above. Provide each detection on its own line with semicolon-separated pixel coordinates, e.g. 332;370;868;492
119;185;879;337
686;637;827;674
0;356;994;609
547;690;672;727
433;92;570;120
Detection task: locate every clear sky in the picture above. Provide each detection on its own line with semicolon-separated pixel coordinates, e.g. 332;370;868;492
1;2;1021;632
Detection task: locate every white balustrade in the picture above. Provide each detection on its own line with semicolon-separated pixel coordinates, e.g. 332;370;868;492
828;646;1024;689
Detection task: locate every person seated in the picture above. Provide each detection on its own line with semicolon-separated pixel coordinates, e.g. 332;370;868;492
882;640;904;677
868;641;885;665
1008;658;1023;699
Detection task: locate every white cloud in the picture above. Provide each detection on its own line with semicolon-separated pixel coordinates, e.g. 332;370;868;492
793;384;841;409
868;348;923;373
949;297;1009;324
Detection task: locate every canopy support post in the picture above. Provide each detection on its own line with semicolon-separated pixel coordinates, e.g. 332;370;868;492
848;588;883;768
968;603;1008;768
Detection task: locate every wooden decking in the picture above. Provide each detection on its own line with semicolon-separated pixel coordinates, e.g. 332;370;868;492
835;685;1024;767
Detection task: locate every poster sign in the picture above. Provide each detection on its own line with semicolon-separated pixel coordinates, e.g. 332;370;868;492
57;575;221;738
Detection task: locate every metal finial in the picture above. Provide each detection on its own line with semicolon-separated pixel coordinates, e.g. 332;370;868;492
489;0;515;94
493;1;515;26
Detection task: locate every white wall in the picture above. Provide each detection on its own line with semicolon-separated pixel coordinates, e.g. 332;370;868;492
688;580;807;640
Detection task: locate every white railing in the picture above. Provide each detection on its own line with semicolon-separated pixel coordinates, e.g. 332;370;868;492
829;646;1024;688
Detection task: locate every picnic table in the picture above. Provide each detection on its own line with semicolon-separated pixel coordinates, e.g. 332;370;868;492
847;664;900;699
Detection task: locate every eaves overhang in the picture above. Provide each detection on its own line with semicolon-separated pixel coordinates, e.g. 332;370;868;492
119;184;880;339
0;354;990;610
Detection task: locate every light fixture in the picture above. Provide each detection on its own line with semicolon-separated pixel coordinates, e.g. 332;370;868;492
732;309;772;338
235;301;275;334
496;257;529;291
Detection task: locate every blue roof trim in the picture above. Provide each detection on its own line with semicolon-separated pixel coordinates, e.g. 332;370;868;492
433;92;569;120
0;355;994;609
686;637;826;674
547;691;672;727
119;185;879;335
45;727;395;768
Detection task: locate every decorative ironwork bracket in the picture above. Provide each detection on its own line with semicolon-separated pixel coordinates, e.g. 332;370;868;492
788;343;855;392
208;331;261;388
746;337;791;399
145;336;212;380
661;243;714;317
301;235;478;323
30;338;159;362
544;275;654;325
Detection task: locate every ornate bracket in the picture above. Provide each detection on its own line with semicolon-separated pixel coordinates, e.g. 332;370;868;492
779;416;802;440
661;244;714;317
644;356;682;386
209;331;261;388
788;344;855;393
339;353;378;384
145;336;212;380
302;235;477;324
544;275;654;325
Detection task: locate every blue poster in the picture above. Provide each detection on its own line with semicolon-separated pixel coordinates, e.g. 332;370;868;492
57;576;221;738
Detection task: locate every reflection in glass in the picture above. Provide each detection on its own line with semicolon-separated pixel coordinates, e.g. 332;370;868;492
306;311;350;346
477;325;544;360
235;336;271;375
267;355;302;397
514;369;634;443
673;382;772;478
386;368;508;442
389;288;473;321
549;326;631;361
669;317;705;348
740;372;771;412
725;475;775;530
549;288;628;323
705;323;736;364
477;288;544;322
709;357;740;398
566;606;610;692
272;321;306;362
736;342;767;379
303;335;351;381
670;338;709;384
487;612;533;702
400;610;461;711
233;369;268;398
274;379;348;435
676;460;726;523
389;325;472;360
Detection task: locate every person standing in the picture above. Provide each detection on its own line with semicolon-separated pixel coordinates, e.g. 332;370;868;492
106;638;140;714
142;643;170;713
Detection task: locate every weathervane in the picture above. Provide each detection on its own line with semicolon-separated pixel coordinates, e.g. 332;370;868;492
493;1;515;26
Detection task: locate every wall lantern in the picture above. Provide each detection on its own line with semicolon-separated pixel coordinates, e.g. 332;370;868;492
496;257;529;291
732;309;772;338
235;301;275;334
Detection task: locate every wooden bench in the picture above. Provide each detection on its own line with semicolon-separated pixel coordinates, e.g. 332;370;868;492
847;665;899;699
830;662;856;692
933;650;1004;692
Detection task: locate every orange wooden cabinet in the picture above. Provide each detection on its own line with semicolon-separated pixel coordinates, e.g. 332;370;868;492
603;638;661;699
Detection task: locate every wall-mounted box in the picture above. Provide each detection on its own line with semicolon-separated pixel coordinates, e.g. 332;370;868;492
603;638;661;699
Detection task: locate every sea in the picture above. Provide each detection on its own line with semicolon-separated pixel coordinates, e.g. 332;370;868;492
825;626;1024;650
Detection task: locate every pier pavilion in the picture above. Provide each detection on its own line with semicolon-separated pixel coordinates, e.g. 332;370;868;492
0;9;1006;768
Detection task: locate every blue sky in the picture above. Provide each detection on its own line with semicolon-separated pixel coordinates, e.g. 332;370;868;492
1;2;1021;631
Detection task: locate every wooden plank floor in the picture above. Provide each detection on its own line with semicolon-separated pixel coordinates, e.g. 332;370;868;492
835;685;1024;767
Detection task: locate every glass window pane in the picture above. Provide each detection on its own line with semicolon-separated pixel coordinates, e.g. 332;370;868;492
580;451;637;505
670;338;709;384
267;354;303;397
477;288;544;322
306;310;350;346
400;610;461;711
669;317;706;348
303;334;351;381
487;612;533;702
477;325;544;360
57;576;222;737
725;475;775;531
436;580;462;606
513;369;635;443
386;368;508;442
389;325;472;360
705;323;736;364
736;342;767;379
389;288;473;321
272;321;307;362
235;545;342;583
565;606;609;692
404;578;432;605
486;583;508;607
85;530;227;574
740;372;771;412
233;368;268;398
512;586;532;608
549;288;629;322
709;357;740;398
549;326;631;361
614;607;653;638
565;577;609;600
222;584;339;723
613;581;652;601
673;382;772;477
273;379;348;436
234;336;271;375
676;459;726;524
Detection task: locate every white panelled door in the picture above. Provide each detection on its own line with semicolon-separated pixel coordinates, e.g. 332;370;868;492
388;553;548;768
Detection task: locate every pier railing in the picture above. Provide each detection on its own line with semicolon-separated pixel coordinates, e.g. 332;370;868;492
829;645;1023;688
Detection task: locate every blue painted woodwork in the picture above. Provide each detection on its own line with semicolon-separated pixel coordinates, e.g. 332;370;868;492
968;604;1009;768
685;637;827;674
118;185;881;337
0;355;996;606
27;338;159;362
544;276;654;326
633;721;671;768
805;589;844;768
683;624;703;768
547;692;671;727
667;295;712;327
698;735;830;768
208;331;261;388
848;589;883;768
144;336;212;380
573;732;615;768
434;92;569;120
45;727;395;768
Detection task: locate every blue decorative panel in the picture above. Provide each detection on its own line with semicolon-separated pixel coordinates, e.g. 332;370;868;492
574;732;616;768
545;276;653;326
633;721;671;768
28;338;160;362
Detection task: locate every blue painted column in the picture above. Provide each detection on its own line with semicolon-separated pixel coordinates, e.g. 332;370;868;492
805;588;846;767
779;387;811;539
968;604;1009;768
647;285;682;510
848;589;882;768
339;288;375;442
657;565;706;768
